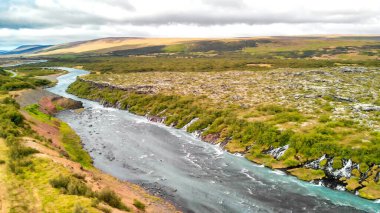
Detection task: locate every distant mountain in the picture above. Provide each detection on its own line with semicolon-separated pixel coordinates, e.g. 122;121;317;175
34;35;380;56
34;37;263;55
34;37;209;55
0;45;52;55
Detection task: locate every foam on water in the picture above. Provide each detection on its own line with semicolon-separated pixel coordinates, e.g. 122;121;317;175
271;170;286;175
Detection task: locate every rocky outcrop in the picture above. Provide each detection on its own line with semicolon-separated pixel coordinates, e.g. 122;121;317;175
201;133;220;144
305;155;327;169
353;104;380;112
266;145;289;160
147;115;166;123
333;95;356;103
339;67;367;73
305;156;359;179
79;78;156;94
38;96;83;115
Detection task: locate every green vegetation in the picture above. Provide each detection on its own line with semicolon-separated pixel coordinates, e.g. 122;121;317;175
59;122;93;168
0;99;100;212
0;73;51;91
33;55;380;74
97;188;130;211
332;157;343;169
50;175;93;197
50;175;130;211
13;66;64;77
25;104;93;168
133;199;146;211
0;62;130;212
288;168;326;181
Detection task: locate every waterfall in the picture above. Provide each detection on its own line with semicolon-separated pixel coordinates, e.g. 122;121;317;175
267;145;289;159
305;155;327;169
182;118;199;130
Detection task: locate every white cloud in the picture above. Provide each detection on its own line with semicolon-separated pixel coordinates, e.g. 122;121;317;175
0;0;379;49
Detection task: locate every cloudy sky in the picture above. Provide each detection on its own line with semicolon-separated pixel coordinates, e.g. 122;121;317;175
0;0;379;49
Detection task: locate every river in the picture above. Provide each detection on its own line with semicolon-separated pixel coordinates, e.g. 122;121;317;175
47;67;380;213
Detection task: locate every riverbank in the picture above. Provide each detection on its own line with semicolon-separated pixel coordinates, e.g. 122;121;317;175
18;87;178;212
66;76;380;202
0;63;178;212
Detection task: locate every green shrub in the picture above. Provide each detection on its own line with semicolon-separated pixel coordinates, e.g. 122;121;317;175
97;206;111;213
73;203;88;213
273;111;305;124
319;159;328;167
50;175;93;197
257;104;288;115
97;188;130;211
1;81;34;91
359;163;369;173
332;157;343;169
50;175;70;188
0;68;6;75
9;141;38;161
284;158;300;167
1;97;20;109
133;199;146;211
280;147;296;160
319;114;331;123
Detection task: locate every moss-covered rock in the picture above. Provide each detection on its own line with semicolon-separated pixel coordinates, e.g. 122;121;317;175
288;168;325;181
332;157;343;170
358;182;380;200
319;159;328;167
345;177;362;191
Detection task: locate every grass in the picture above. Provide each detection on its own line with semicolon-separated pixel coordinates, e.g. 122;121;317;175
288;168;326;181
25;104;93;168
133;199;146;211
243;38;379;60
14;67;64;77
163;44;187;53
19;158;100;212
60;122;93;169
25;104;54;124
358;182;380;200
97;188;130;211
50;175;130;211
345;177;361;191
0;139;100;213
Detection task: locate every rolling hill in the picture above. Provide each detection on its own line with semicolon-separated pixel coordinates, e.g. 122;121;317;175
0;45;52;55
32;36;380;60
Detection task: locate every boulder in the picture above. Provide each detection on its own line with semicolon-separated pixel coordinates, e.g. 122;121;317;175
353;104;380;112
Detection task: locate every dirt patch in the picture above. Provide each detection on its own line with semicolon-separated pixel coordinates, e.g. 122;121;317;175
21;111;62;149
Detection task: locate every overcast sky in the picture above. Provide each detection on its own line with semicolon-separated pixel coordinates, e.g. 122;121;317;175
0;0;379;49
